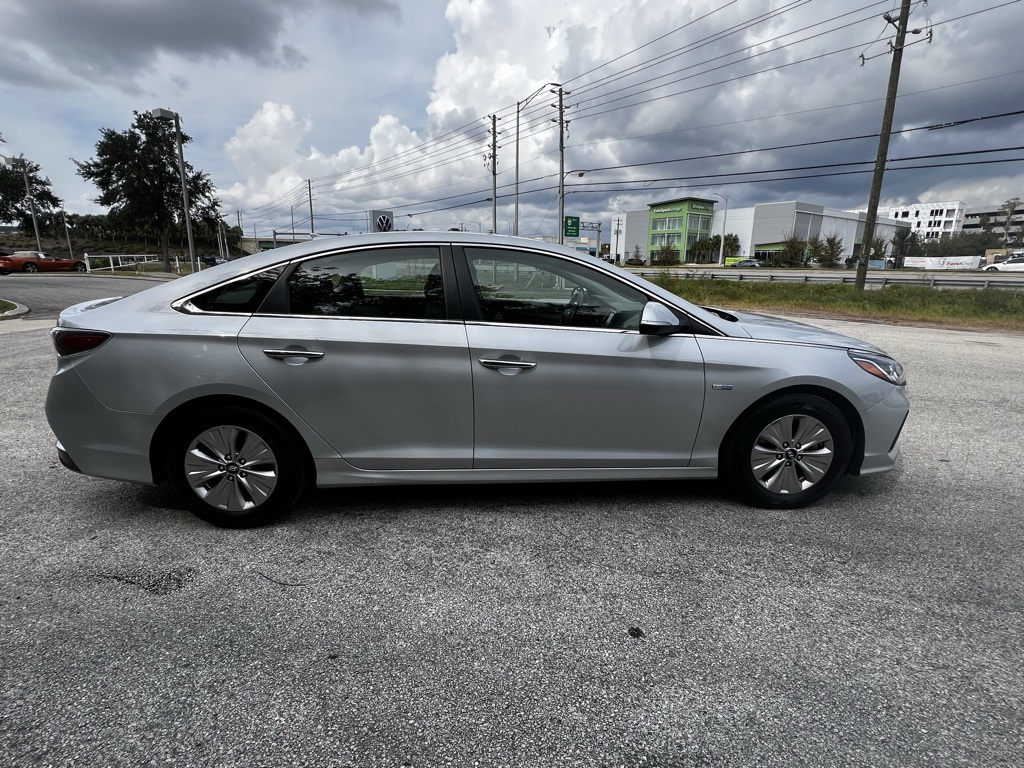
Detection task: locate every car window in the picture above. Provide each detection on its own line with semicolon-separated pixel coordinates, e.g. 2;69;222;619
186;267;283;313
287;246;446;320
464;247;648;330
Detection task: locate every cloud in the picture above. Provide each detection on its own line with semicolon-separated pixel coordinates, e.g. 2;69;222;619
0;0;400;91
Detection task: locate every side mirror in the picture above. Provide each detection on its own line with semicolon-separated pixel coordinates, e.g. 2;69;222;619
640;301;689;335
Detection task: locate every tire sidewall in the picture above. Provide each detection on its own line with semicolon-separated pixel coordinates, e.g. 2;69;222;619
164;406;306;528
723;394;853;509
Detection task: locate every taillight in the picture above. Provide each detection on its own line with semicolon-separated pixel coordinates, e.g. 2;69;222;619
51;329;112;356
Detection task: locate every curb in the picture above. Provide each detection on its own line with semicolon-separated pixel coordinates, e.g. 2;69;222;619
0;301;30;320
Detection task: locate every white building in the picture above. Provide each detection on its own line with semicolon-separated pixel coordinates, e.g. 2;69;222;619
849;201;966;241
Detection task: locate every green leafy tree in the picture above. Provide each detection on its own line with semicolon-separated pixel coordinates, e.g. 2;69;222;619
999;197;1021;246
922;231;1002;259
890;228;924;268
74;111;220;269
652;244;680;265
0;151;61;231
722;233;740;258
690;236;716;262
806;235;825;265
818;234;844;268
771;231;807;268
869;235;889;262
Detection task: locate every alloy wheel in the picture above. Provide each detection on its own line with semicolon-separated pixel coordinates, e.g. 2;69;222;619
184;425;279;511
749;413;835;495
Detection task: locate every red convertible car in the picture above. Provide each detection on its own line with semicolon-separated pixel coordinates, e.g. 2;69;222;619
0;251;87;275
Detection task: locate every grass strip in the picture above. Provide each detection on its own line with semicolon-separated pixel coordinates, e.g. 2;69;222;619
649;273;1024;331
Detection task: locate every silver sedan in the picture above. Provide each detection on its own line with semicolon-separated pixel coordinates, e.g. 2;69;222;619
45;232;909;527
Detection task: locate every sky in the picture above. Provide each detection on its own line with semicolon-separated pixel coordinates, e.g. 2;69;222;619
1;0;1023;245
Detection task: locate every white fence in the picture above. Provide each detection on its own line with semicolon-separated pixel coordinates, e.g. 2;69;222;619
83;254;162;274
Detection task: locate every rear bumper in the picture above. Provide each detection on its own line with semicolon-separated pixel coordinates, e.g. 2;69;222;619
45;365;160;485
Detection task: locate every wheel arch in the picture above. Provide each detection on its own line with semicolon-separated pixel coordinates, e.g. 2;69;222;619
149;394;316;486
720;384;866;475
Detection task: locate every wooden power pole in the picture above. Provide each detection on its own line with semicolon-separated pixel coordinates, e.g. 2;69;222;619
855;0;912;291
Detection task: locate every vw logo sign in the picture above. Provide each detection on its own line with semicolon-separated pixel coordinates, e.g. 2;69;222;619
376;215;393;232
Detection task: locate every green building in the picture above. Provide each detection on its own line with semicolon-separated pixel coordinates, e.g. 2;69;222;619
648;197;717;262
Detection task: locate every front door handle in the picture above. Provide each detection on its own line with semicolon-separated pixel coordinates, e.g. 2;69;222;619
263;348;324;361
479;357;537;372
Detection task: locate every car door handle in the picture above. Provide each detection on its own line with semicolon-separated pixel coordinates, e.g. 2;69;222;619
263;349;325;361
479;358;537;370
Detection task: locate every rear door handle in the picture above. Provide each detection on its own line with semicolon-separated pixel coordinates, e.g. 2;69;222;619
263;349;325;361
479;358;536;370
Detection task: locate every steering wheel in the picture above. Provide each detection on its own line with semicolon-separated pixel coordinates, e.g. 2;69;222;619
562;286;587;324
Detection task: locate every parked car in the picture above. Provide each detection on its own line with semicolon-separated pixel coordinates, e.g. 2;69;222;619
0;251;87;275
982;255;1024;272
45;232;909;528
730;259;762;268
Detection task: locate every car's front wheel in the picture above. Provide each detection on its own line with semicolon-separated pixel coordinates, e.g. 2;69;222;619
721;394;852;509
23;262;38;273
164;406;307;528
73;262;86;272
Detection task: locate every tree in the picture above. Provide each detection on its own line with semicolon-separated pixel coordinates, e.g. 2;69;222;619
818;234;844;269
890;228;923;268
922;231;1002;259
806;234;825;266
869;235;889;263
652;244;679;265
690;236;716;262
771;231;807;268
74;111;220;269
722;233;740;258
0;148;61;230
999;197;1021;246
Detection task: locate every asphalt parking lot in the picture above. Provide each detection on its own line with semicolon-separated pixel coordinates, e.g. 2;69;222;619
1;301;1022;767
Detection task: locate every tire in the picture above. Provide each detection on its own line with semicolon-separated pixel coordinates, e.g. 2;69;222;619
985;266;999;272
73;262;86;272
23;262;38;273
164;405;307;528
721;394;852;509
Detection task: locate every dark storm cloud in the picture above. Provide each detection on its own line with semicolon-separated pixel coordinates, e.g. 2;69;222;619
0;0;400;90
549;0;1024;214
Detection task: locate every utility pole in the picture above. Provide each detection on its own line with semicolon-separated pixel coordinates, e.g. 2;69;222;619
553;87;569;245
307;180;315;235
613;217;622;263
486;114;499;234
855;0;913;291
236;210;244;257
2;155;44;253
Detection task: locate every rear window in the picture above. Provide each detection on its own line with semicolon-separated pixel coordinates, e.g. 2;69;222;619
184;267;282;314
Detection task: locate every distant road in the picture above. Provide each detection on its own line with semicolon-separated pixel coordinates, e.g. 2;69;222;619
0;274;164;317
628;266;1024;289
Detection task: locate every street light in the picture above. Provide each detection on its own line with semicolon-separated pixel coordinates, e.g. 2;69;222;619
711;192;729;266
150;108;197;273
514;82;560;237
1;154;44;253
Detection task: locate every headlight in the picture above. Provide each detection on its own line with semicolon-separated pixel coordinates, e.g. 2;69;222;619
849;350;906;385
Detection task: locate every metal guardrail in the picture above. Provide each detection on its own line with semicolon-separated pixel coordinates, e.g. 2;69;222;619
628;268;1024;290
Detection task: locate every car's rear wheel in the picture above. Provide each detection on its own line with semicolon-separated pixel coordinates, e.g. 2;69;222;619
73;262;86;272
23;262;38;273
164;406;306;528
722;394;852;509
985;266;999;271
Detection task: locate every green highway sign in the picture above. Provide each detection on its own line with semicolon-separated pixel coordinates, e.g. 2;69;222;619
563;216;580;238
